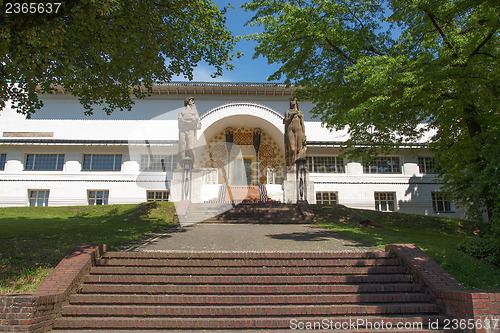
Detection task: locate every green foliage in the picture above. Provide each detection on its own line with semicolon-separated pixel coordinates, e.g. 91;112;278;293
0;202;176;293
459;236;500;266
245;0;500;228
0;0;237;116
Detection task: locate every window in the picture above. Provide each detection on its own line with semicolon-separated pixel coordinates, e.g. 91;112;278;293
83;154;122;171
267;168;283;184
432;192;453;212
147;191;169;202
29;190;49;207
25;154;64;170
233;157;254;185
202;168;218;184
374;192;396;211
307;156;345;173
0;154;6;170
88;190;109;205
316;191;338;205
364;157;401;174
140;154;177;171
418;157;437;174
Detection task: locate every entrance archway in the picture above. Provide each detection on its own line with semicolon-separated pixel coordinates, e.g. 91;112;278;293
197;103;286;186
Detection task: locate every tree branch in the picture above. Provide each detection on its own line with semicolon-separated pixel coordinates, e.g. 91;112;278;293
323;37;356;65
470;24;499;58
422;9;455;52
339;1;386;57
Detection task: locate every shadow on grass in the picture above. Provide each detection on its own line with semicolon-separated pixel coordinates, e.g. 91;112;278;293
0;202;177;293
311;204;500;290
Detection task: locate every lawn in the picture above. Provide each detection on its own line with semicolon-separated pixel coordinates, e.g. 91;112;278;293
312;204;500;290
1;202;498;293
0;202;177;293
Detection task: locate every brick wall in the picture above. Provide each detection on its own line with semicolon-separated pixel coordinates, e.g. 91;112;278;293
387;244;500;333
0;244;104;332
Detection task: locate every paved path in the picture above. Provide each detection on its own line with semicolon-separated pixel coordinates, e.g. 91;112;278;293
123;223;380;252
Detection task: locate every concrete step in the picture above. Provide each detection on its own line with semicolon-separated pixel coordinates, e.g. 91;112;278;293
101;251;393;259
183;203;307;224
51;250;446;332
53;315;447;330
95;257;400;267
182;219;305;224
85;273;413;284
69;293;432;305
55;328;462;333
90;265;407;275
80;283;422;294
60;303;440;317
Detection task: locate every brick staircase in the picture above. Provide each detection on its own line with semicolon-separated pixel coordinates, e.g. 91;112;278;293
51;251;452;332
182;202;306;224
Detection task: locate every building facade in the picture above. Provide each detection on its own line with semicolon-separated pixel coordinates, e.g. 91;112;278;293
0;82;462;218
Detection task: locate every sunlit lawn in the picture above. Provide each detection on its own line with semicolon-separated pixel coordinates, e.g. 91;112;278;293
0;202;176;293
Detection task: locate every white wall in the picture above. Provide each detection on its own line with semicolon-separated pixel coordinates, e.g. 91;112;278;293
0;93;462;219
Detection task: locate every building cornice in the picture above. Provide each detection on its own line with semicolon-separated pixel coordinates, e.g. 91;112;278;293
306;141;428;148
0;139;178;146
0;138;428;147
46;82;297;97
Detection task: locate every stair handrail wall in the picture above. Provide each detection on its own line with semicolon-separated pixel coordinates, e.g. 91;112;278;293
0;244;105;333
386;244;500;333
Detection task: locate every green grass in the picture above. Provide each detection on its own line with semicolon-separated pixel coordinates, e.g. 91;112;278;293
312;204;500;290
1;202;498;293
0;202;176;293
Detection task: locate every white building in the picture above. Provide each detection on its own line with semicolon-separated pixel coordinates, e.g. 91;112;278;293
0;82;462;218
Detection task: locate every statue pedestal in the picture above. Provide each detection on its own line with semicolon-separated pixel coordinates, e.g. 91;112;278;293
282;167;315;204
171;169;204;203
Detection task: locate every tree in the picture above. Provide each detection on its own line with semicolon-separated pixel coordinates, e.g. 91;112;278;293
244;0;499;230
0;0;237;116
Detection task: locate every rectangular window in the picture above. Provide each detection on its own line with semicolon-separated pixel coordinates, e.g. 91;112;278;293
0;154;6;170
29;190;49;207
316;191;338;205
375;192;396;212
83;154;122;171
418;157;437;174
140;154;177;171
364;157;401;174
202;168;218;184
25;154;64;170
432;192;453;212
147;191;169;202
307;156;345;173
88;190;109;205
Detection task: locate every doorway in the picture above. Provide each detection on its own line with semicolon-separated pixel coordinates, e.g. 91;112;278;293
232;157;254;185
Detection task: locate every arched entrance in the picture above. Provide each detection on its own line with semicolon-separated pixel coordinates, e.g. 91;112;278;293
196;103;286;202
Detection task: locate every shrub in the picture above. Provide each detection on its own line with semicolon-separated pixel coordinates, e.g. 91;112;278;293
459;237;500;267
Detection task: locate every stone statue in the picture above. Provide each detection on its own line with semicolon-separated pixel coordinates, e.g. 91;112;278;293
178;96;201;168
284;99;306;166
253;128;261;156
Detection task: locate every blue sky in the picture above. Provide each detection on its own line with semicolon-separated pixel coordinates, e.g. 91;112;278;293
175;0;282;83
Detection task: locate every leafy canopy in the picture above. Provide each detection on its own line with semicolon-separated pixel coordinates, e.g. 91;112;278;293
0;0;237;116
245;0;500;227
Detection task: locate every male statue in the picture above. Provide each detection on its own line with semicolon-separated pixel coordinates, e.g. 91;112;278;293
284;99;306;166
178;97;201;168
